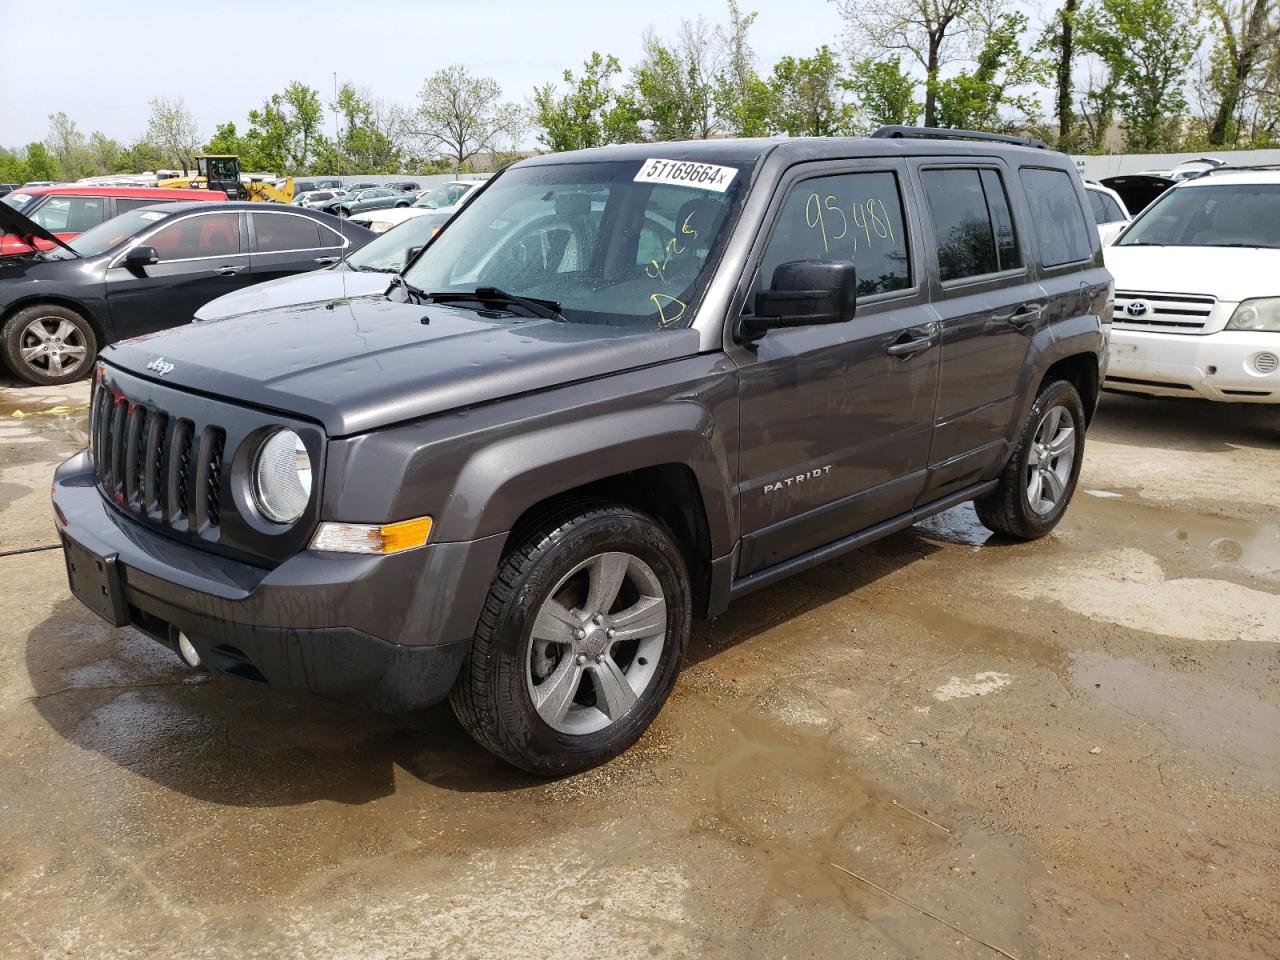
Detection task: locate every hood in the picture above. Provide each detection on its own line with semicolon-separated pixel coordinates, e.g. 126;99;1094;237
193;266;390;321
1104;244;1280;301
0;199;80;257
351;206;440;228
104;297;701;436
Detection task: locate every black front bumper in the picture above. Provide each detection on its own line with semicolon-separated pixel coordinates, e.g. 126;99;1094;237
52;451;505;713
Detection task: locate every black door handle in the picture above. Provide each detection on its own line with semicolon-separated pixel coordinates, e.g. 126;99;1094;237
887;335;935;357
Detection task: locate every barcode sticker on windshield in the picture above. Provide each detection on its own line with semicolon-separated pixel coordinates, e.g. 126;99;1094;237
635;159;738;193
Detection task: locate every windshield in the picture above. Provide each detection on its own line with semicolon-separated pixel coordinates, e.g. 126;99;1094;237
402;159;750;327
62;208;172;258
347;216;444;273
1118;183;1280;248
1;192;37;213
413;183;470;209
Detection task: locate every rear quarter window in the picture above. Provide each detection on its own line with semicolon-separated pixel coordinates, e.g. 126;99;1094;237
1020;167;1094;267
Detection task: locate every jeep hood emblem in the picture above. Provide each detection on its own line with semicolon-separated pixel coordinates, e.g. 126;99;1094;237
146;357;175;377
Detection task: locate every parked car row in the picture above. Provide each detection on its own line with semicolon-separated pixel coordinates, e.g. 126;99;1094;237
0;200;374;384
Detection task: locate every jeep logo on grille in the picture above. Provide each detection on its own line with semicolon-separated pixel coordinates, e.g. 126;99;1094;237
146;357;175;377
1125;301;1149;317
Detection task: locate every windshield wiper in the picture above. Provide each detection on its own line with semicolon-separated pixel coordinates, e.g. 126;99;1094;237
423;287;565;321
1203;242;1280;249
388;274;429;303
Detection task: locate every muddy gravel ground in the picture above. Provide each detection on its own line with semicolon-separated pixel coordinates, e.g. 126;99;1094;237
0;375;1277;960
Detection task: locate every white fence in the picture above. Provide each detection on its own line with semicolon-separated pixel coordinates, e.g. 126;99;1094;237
1073;149;1280;179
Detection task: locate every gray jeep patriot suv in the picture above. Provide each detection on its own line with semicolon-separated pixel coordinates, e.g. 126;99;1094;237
53;128;1111;773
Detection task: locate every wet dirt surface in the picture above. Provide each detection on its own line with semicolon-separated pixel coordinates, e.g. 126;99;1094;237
1;376;1278;959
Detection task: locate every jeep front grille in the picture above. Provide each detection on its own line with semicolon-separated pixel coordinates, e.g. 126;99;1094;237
1112;290;1215;333
89;382;226;535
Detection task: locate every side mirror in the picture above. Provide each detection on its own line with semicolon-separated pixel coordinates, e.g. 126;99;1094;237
404;244;425;265
124;245;159;269
738;260;857;341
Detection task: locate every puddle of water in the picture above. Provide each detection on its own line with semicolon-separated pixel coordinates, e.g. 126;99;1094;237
914;503;993;549
1071;650;1280;785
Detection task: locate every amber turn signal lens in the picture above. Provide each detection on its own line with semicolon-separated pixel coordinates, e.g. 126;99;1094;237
309;516;433;554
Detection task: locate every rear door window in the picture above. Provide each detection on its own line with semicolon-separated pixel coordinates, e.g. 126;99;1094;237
921;168;1022;282
252;213;324;252
1020;167;1094;266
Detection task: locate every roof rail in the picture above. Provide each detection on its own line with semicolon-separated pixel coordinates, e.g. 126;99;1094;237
871;125;1049;150
1189;163;1280;179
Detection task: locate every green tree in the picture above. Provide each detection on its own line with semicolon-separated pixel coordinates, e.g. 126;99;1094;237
1201;0;1280;146
1041;0;1082;147
23;142;61;182
935;12;1045;131
634;17;721;140
845;54;921;128
145;96;201;175
533;52;641;152
245;82;329;174
835;0;993;127
45;112;89;180
1078;0;1199;150
767;46;855;136
0;149;29;184
713;0;773;136
412;65;522;170
325;82;407;173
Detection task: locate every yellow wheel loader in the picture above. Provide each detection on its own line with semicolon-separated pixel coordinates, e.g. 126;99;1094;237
157;156;294;203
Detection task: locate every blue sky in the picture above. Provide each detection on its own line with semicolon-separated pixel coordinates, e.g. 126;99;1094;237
1;0;848;147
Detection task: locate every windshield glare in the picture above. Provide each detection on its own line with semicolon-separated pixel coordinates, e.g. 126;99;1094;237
348;216;443;272
1118;183;1280;248
65;208;171;257
402;161;750;327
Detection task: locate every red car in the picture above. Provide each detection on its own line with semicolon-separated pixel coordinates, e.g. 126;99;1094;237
0;184;227;257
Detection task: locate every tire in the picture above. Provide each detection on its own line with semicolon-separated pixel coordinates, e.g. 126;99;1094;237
2;303;98;386
337;208;350;219
450;501;691;775
974;378;1087;540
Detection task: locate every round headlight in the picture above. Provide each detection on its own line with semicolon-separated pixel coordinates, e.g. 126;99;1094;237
253;429;312;524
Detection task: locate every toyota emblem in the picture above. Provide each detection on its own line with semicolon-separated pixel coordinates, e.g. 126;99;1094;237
1125;301;1149;317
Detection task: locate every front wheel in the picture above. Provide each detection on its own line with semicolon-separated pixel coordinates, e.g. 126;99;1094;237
974;379;1086;540
2;304;98;386
451;502;691;775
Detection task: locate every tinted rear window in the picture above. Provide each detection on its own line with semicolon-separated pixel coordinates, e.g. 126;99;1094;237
1020;168;1093;266
921;168;1021;281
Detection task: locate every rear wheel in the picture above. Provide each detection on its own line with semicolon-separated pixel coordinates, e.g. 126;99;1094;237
450;502;690;775
974;379;1086;540
2;304;97;386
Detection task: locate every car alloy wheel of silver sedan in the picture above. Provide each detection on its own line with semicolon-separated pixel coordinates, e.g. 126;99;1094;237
20;317;88;376
526;551;667;736
1026;404;1076;515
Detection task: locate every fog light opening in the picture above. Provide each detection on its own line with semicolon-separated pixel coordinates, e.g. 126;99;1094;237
176;632;201;668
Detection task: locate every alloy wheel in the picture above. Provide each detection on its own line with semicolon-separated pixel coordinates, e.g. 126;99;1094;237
525;551;667;735
19;317;88;377
1025;404;1076;515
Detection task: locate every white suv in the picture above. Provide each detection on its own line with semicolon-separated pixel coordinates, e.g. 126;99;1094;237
1103;168;1280;404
